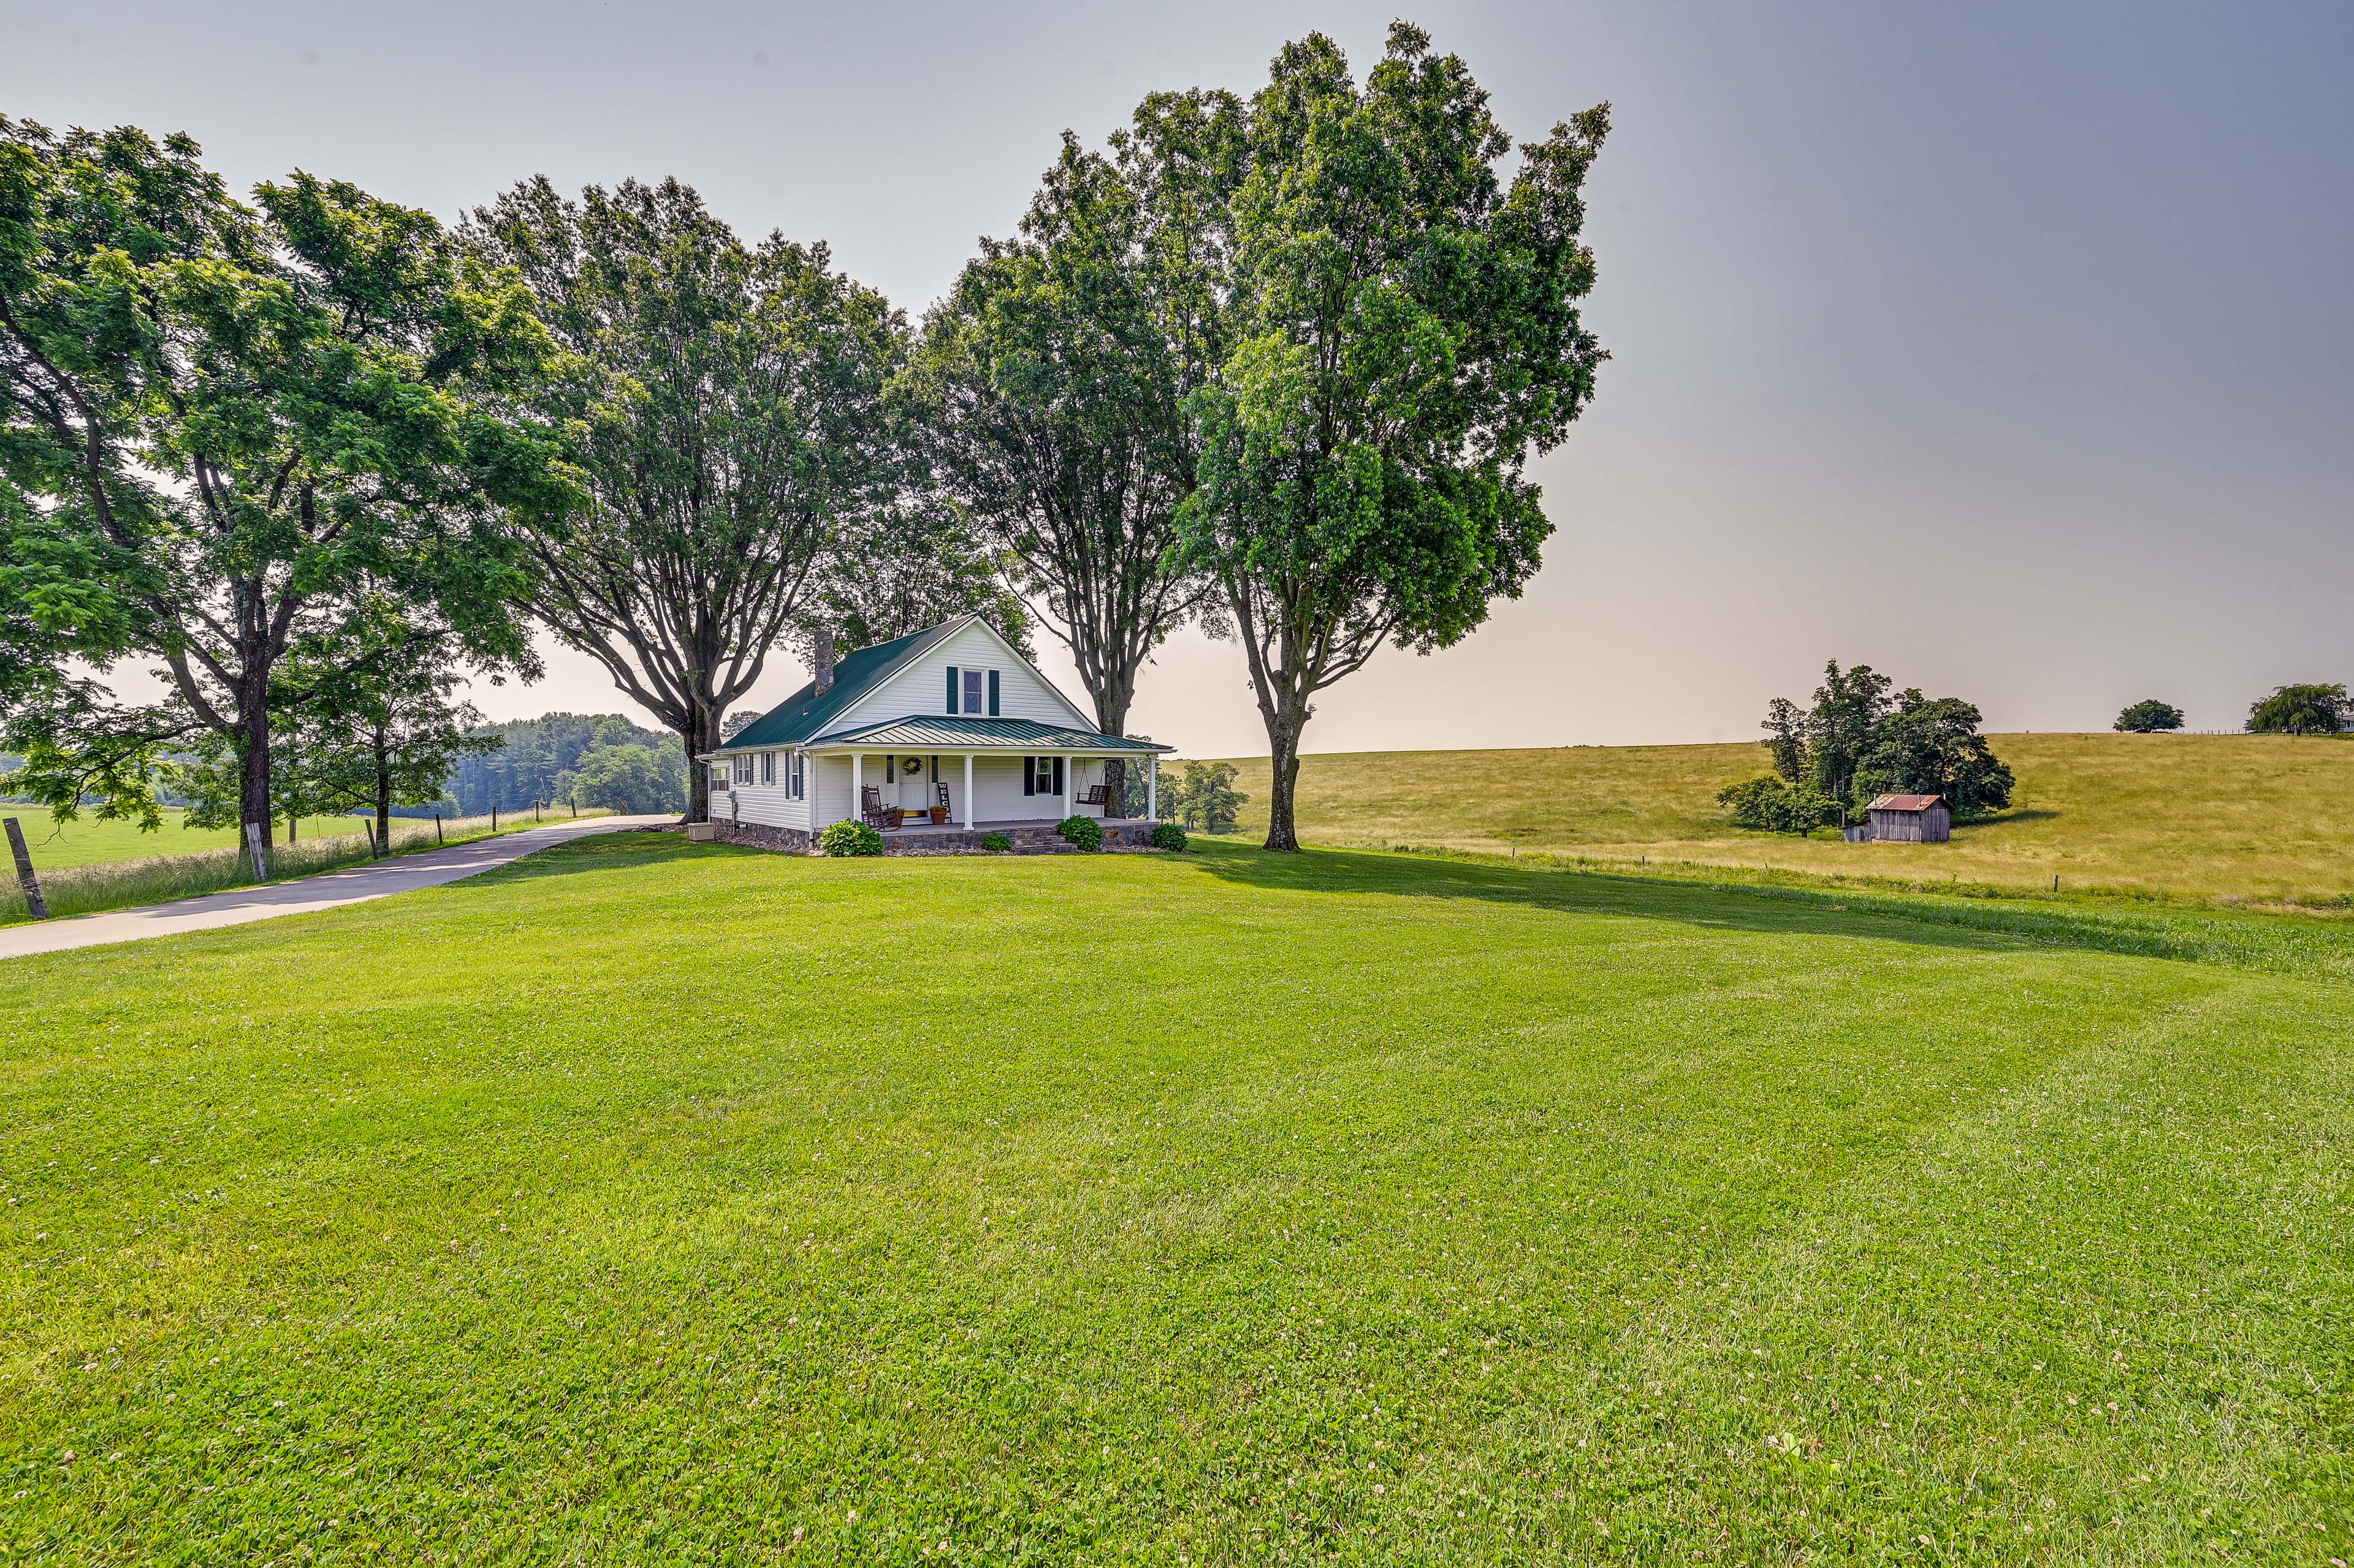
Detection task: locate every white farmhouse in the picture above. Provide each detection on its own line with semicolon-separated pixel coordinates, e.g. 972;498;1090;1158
700;614;1171;852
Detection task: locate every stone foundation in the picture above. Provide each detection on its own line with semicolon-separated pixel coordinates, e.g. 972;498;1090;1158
711;820;815;853
709;818;1161;857
880;820;1160;856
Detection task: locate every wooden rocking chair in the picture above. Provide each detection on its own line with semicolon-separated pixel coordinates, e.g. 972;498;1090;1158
861;785;893;829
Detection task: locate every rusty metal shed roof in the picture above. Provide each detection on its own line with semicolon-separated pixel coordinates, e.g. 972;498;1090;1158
1867;793;1948;812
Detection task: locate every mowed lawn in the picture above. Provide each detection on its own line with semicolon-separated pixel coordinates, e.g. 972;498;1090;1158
1202;733;2354;907
2;835;2349;1564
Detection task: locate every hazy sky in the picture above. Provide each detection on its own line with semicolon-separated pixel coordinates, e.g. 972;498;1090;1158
9;1;2350;754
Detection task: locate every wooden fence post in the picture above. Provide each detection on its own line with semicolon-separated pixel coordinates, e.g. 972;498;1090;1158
245;822;269;882
5;817;48;920
435;812;444;845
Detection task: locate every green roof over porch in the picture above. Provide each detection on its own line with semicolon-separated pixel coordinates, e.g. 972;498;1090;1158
806;717;1170;752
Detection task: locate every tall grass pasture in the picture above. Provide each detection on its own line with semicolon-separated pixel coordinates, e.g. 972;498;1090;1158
1201;733;2354;907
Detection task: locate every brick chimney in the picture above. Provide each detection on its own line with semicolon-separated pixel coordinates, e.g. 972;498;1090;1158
813;626;836;695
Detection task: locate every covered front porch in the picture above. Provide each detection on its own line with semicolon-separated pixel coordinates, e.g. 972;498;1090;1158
809;717;1171;837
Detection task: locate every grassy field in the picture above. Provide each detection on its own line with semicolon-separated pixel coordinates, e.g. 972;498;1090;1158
0;807;379;872
1195;732;2354;907
2;834;2348;1562
0;807;611;926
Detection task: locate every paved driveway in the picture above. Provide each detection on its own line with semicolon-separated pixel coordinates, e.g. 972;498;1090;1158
0;815;679;961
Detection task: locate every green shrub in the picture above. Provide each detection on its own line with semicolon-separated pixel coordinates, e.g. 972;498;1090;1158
979;832;1012;853
1148;821;1187;852
1056;815;1103;852
1716;775;1838;837
820;820;884;857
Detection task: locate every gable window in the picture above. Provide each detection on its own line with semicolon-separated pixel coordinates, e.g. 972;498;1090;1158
760;752;776;786
731;754;754;786
964;668;985;715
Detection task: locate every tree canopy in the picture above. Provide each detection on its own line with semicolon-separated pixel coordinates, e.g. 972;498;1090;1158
0;118;555;842
2245;683;2348;736
463;177;906;822
1172;25;1609;849
2114;698;2185;733
916;91;1238;760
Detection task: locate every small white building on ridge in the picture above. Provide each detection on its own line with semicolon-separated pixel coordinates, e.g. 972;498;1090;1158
700;615;1171;852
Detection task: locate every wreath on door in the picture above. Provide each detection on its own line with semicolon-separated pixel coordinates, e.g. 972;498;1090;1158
901;756;924;777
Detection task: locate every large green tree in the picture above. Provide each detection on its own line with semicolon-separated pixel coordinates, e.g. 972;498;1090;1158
2114;698;2185;734
918;91;1240;804
463;177;906;823
2245;683;2348;736
0;119;557;843
1172;25;1609;849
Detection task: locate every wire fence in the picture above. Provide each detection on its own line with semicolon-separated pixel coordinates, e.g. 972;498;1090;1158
1;807;614;926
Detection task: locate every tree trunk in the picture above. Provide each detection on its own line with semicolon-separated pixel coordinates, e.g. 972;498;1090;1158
1093;693;1132;820
239;699;273;851
1263;710;1305;853
682;719;710;824
373;727;392;859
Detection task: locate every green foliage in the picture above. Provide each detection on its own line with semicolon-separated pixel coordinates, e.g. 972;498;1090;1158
1148;821;1188;851
1715;775;1838;836
1758;661;2013;816
2114;699;2185;734
1171;25;1609;850
820;819;884;856
446;714;672;815
1166;759;1246;833
0;117;555;837
4;838;2350;1558
978;832;1013;853
1854;693;2016;816
2245;683;2348;736
555;742;687;816
463;177;906;823
1056;814;1104;851
916;95;1233;739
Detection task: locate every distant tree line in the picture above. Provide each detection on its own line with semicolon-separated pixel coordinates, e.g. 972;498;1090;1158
1;23;1611;854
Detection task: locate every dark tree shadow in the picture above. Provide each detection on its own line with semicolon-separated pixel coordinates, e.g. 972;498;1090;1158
1164;842;2290;972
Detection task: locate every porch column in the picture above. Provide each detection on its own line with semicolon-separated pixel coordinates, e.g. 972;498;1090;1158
1146;755;1157;823
962;753;975;828
851;753;863;824
1060;755;1072;820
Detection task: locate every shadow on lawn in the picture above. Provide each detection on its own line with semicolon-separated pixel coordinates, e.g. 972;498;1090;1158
1176;841;2345;975
1180;840;2028;954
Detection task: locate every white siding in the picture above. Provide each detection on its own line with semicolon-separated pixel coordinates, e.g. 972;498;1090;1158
834;622;1094;733
720;749;815;832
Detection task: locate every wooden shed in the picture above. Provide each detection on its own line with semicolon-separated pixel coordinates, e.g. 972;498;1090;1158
1866;793;1951;843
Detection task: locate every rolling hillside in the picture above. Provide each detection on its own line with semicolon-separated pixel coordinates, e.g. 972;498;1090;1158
1195;733;2354;906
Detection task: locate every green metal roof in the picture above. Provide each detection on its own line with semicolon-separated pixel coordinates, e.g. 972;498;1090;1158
717;618;966;751
807;716;1171;752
